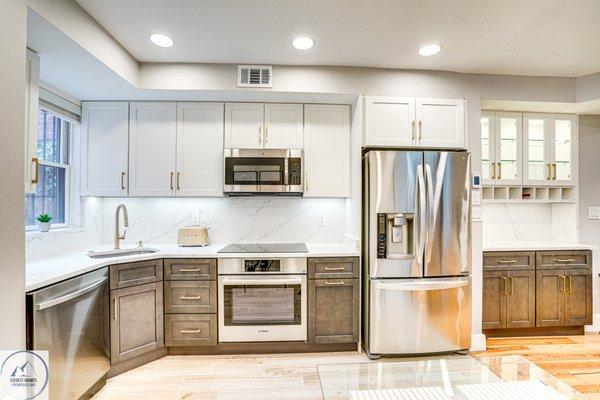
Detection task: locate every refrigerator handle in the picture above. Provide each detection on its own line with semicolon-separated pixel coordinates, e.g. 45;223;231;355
374;277;469;291
416;164;427;266
424;163;435;264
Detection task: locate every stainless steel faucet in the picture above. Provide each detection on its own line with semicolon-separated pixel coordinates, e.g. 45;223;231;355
114;204;129;250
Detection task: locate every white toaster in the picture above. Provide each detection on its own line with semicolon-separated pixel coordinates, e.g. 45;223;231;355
177;226;209;247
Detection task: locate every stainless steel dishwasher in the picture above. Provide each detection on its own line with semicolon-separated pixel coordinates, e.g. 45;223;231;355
26;267;110;400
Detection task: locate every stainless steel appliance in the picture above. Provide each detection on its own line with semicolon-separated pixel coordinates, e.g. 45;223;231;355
362;150;472;357
224;148;303;195
26;267;110;400
218;243;307;342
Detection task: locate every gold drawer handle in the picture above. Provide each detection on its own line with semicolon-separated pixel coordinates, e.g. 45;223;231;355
501;277;508;295
180;329;201;334
324;267;346;271
179;268;201;272
498;260;517;264
567;276;573;294
324;281;345;285
554;259;575;263
559;275;566;293
180;296;202;300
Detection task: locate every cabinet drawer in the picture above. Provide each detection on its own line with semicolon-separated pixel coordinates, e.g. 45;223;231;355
110;259;163;289
308;257;359;279
483;252;534;271
165;314;217;347
164;281;216;314
164;259;216;281
537;251;592;270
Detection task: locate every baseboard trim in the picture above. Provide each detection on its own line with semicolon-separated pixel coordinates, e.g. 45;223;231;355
584;313;600;333
470;333;486;352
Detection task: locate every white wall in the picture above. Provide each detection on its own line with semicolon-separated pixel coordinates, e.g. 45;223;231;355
0;0;27;349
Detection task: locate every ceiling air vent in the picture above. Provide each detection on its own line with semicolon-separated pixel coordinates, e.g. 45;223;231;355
237;65;272;88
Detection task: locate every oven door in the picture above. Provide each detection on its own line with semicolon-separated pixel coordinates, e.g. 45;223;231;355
224;156;287;193
218;274;307;342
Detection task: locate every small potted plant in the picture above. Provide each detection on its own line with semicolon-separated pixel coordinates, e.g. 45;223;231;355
36;214;52;232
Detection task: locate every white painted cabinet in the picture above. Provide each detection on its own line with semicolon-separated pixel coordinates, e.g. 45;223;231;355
81;102;130;196
481;111;522;186
416;98;465;148
547;114;577;186
264;103;303;148
224;103;264;148
523;113;550;185
129;102;177;197
24;50;40;193
364;96;416;147
364;96;465;148
304;105;350;197
176;102;224;197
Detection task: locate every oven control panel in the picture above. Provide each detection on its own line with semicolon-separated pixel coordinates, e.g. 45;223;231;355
244;259;281;272
288;158;302;186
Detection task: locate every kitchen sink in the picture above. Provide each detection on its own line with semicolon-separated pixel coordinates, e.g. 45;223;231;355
87;248;159;259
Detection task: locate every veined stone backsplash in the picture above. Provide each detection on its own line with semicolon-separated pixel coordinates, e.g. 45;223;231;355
483;203;577;244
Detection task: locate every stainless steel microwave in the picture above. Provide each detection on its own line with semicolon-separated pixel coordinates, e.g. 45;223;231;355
223;148;303;195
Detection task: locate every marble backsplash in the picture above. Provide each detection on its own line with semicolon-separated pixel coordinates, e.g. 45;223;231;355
483;203;577;244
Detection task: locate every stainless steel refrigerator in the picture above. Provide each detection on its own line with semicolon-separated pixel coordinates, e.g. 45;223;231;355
362;150;472;357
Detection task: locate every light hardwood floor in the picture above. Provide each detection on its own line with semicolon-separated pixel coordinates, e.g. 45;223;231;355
92;335;600;400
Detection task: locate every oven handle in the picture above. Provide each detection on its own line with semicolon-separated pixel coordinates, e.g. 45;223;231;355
222;277;302;286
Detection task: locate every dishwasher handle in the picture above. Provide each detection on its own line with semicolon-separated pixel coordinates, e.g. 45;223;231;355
35;277;109;310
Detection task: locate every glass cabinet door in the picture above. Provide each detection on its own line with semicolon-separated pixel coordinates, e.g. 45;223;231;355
494;112;522;184
523;114;550;184
480;112;495;184
551;115;575;184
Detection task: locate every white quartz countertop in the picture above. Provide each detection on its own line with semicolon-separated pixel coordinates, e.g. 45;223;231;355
483;241;598;252
26;243;360;292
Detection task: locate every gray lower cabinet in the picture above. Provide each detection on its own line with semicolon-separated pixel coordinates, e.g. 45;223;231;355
165;314;217;346
110;281;164;364
164;281;216;314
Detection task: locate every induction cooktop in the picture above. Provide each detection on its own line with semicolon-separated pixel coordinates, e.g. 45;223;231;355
218;243;308;253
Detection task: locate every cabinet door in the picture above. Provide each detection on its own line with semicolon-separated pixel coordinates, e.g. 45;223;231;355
110;282;164;364
493;112;522;185
536;268;565;327
523;113;551;185
481;111;496;185
564;268;592;326
264;103;303;149
505;270;535;328
416;98;465;149
129;102;177;196
548;115;577;186
304;104;350;197
224;103;264;148
164;281;217;314
81;102;129;196
308;279;359;344
364;96;416;147
482;270;506;329
24;50;40;193
176;102;224;197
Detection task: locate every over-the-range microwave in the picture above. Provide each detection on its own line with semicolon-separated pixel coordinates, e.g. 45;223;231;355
223;148;303;195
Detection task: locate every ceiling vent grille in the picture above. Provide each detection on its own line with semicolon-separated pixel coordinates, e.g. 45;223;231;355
237;65;272;88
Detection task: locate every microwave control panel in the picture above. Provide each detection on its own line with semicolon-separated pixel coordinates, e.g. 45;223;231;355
288;158;302;186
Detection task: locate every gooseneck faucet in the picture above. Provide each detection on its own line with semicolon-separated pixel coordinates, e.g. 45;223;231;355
114;204;129;250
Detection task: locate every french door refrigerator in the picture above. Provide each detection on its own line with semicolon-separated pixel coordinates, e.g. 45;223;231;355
362;150;472;357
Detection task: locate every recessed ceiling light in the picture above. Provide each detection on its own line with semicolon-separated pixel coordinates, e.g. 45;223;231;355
418;44;442;57
292;36;314;50
150;33;174;48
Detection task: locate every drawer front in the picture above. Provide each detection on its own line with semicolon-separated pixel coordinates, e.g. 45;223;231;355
165;314;217;347
483;252;535;271
537;251;592;270
164;259;216;281
110;259;163;289
164;281;216;314
308;257;359;279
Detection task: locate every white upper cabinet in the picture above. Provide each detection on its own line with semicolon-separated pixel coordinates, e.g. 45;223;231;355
523;113;550;185
364;96;465;149
81;102;130;196
176;102;224;197
264;103;303;148
548;114;577;186
364;96;416;147
480;112;495;185
481;111;523;186
129;102;177;197
416;98;466;149
304;104;350;198
24;50;40;193
224;103;264;148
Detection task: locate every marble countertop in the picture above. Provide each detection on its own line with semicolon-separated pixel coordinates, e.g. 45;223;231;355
483;241;598;252
26;243;360;292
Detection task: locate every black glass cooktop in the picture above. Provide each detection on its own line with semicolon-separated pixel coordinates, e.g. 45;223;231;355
218;243;308;254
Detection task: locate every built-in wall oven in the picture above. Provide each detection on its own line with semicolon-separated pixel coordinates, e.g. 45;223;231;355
223;148;303;195
218;257;307;342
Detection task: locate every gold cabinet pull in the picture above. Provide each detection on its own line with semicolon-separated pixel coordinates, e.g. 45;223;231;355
121;172;126;190
324;281;345;286
497;162;502;179
554;258;575;263
411;121;416;141
180;268;201;273
170;172;174;190
498;260;517;264
177;172;181;190
501;276;508;295
508;276;514;295
180;329;201;334
180;296;202;300
567;276;573;294
258;125;263;145
31;157;39;184
559;275;566;293
552;163;557;180
113;298;118;322
547;163;552;180
265;125;269;144
324;267;346;271
418;120;422;141
491;162;496;180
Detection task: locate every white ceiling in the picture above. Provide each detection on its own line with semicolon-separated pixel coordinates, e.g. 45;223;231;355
76;0;600;78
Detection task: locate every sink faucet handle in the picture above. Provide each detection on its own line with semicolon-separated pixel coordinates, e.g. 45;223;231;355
137;240;143;248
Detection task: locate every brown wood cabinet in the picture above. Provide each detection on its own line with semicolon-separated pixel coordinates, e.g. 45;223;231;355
110;259;163;289
164;258;216;281
164;281;216;314
307;257;359;344
165;314;217;347
110;281;164;364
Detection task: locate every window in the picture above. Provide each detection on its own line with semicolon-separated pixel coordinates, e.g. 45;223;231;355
25;109;73;230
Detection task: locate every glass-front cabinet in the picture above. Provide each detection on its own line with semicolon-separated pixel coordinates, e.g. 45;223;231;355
551;115;576;185
480;111;522;185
